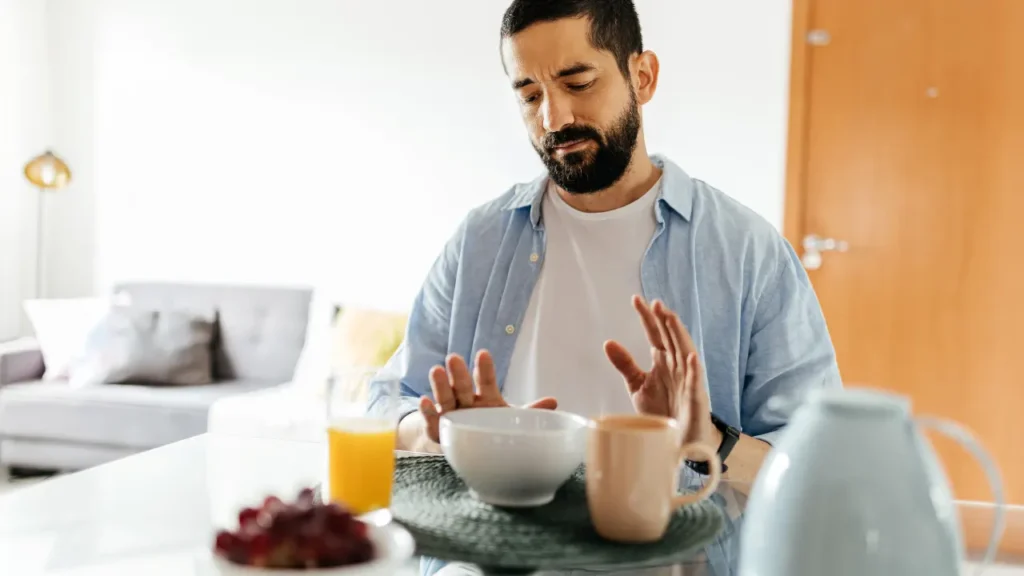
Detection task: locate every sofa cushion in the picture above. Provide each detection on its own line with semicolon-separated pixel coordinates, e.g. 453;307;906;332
22;297;115;380
70;306;216;387
114;283;312;382
0;379;280;449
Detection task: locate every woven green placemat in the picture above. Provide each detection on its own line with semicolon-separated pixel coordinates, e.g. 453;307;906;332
389;455;725;571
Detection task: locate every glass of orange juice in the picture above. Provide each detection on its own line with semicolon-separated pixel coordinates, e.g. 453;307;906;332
325;369;399;516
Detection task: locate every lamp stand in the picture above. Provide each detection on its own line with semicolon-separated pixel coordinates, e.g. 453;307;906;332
35;187;46;299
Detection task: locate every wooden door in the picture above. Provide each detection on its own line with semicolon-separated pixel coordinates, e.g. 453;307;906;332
785;0;1024;547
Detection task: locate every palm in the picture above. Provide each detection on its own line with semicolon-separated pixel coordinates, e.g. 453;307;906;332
627;352;681;419
605;297;709;445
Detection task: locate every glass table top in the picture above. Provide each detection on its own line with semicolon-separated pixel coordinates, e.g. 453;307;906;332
0;433;1014;575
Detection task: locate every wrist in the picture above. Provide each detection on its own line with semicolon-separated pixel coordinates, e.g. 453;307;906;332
711;424;725;451
396;410;423;450
687;425;723;463
397;410;442;454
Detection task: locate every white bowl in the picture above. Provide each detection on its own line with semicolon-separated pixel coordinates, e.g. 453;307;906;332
209;521;415;575
439;407;589;507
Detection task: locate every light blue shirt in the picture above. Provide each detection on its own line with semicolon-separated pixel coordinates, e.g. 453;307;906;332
368;155;841;445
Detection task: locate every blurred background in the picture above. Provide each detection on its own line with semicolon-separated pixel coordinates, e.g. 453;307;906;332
0;0;1020;532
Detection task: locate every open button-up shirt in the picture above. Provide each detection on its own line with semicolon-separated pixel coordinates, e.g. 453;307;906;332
368;155;841;446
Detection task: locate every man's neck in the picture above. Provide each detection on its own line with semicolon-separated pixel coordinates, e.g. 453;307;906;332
555;152;662;214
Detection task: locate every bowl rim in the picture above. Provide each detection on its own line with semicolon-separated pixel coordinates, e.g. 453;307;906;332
440;406;591;436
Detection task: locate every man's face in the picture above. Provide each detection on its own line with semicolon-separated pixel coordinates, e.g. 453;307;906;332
502;17;642;194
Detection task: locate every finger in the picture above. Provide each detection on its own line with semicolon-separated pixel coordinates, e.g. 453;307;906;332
650;346;670;377
429;365;456;412
526;397;558;410
655;302;687;371
473;350;502;402
447;354;474;408
632;295;665;350
677;355;694;426
683;353;698;400
686;352;710;410
670;314;705;384
419;396;441;443
652;300;679;368
604;340;646;393
669;312;697;357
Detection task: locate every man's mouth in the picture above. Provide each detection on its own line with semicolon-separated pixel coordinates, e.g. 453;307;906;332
551;139;591;153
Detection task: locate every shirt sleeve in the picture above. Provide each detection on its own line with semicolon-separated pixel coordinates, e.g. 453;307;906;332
741;237;843;445
365;221;465;421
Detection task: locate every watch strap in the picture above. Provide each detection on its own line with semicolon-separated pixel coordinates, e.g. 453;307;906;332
685;414;740;475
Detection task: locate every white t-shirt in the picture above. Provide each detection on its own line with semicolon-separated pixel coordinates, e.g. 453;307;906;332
503;178;662;420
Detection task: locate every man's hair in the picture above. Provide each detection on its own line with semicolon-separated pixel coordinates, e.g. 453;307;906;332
500;0;643;78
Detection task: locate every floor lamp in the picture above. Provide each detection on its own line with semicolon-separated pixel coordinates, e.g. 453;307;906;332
23;150;72;299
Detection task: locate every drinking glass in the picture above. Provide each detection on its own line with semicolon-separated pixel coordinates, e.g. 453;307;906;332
325;368;400;515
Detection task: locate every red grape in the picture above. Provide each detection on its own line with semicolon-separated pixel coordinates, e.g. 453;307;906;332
354;539;375;563
217;488;374;568
237;507;259;529
325;505;353;532
256;510;274;529
250;533;271;556
228;534;250;565
213;530;235;555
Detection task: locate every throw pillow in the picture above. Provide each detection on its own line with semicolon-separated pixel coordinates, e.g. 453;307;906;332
23;297;116;380
330;307;407;374
330;306;407;404
290;292;340;396
289;298;407;399
68;306;216;387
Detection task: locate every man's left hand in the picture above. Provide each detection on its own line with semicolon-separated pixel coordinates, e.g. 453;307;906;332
604;296;722;450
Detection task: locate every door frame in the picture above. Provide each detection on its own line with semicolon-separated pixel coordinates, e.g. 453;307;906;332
780;0;1024;557
782;0;812;250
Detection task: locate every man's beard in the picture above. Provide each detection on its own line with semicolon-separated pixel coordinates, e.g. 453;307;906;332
533;92;641;194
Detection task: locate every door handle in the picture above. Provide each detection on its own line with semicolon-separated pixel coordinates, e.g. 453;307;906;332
802;234;848;270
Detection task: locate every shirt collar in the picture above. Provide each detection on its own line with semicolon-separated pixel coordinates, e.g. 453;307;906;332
502;154;694;227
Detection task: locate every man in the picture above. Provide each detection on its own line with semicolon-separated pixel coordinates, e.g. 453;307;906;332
369;0;840;484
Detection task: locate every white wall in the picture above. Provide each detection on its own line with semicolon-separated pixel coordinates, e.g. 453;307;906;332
31;0;793;315
0;0;51;339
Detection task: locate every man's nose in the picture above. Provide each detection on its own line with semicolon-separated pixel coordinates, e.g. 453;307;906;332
541;92;574;133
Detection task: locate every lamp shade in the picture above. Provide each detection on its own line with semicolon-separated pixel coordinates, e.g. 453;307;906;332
24;150;72;189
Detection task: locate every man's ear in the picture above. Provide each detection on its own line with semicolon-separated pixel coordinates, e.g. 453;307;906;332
633;50;660;106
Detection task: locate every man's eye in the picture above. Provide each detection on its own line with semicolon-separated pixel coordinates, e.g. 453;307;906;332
522;94;540;104
568;81;595;92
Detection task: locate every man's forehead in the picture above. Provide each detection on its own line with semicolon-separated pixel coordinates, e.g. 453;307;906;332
501;18;608;81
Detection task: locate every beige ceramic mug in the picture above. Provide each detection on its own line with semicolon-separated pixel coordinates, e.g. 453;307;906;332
586;414;722;543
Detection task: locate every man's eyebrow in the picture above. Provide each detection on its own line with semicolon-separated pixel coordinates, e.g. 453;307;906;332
511;62;597;90
557;63;596;78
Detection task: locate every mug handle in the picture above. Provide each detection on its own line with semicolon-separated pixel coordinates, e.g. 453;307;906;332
915;417;1006;576
671;442;722;508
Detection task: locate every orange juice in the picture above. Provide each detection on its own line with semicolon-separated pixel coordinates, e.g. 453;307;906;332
327;418;396;515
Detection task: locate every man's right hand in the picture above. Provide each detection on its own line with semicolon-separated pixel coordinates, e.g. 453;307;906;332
399;350;557;451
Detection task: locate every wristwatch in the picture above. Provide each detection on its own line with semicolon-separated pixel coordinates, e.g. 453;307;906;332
686;413;740;475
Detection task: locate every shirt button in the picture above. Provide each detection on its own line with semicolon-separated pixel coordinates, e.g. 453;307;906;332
505;324;515;335
529;253;539;263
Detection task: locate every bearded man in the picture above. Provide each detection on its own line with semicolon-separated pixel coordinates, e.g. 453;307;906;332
368;0;841;486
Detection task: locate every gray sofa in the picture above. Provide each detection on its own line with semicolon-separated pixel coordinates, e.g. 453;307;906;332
0;282;311;471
